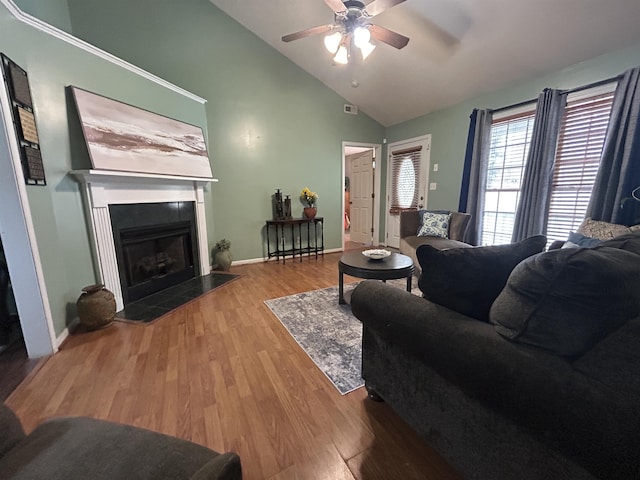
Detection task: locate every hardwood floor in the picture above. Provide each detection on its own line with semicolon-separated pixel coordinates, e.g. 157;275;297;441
6;253;461;480
0;335;43;402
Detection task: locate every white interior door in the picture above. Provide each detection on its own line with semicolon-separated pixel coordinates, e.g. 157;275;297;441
386;135;431;248
349;150;374;244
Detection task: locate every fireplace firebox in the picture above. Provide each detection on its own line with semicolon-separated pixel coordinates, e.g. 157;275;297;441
110;202;199;304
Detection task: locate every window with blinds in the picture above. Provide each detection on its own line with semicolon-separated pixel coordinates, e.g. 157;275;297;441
546;87;616;243
389;146;422;213
481;109;536;245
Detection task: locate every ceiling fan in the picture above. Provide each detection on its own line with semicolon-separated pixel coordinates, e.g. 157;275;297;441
281;0;409;64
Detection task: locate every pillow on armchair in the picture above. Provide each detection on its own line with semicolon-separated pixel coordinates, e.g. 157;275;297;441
417;211;451;238
417;235;547;322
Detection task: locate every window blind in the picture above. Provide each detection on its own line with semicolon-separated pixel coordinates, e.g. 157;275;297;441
546;91;615;242
389;146;421;214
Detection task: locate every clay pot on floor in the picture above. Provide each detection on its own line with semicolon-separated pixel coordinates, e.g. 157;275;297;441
76;284;116;331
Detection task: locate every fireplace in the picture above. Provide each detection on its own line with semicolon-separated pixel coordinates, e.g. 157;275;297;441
72;169;215;311
110;202;198;304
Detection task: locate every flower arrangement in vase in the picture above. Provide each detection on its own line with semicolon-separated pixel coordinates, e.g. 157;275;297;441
300;187;319;218
213;238;232;271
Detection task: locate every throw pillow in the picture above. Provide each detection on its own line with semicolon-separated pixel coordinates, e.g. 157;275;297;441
490;247;640;357
560;232;603;248
416;235;547;322
577;218;631;240
417;211;451;238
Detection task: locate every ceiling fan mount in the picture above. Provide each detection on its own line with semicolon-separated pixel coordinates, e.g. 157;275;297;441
336;1;369;25
281;0;410;63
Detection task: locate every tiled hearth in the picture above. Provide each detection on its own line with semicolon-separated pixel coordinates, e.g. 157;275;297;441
116;272;238;323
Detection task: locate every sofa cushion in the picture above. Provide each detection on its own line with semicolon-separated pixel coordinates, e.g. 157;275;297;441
417;235;547;322
417;211;451;238
599;231;640;255
491;247;640;356
400;236;471;276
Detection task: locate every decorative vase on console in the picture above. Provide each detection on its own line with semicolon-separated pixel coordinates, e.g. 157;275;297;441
300;187;319;219
213;238;232;272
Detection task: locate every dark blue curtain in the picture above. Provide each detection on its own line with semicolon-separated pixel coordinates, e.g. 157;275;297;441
458;109;492;245
458;110;478;213
587;67;640;225
512;89;566;242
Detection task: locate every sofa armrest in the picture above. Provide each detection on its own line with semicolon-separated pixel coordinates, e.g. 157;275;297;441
399;210;420;239
448;212;471;241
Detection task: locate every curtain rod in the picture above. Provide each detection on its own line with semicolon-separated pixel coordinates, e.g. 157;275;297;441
561;74;622;95
489;98;536;115
488;74;622;114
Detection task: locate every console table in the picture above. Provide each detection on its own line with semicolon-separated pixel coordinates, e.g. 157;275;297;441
266;217;324;263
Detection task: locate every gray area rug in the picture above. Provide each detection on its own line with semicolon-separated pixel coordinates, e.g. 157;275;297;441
265;279;419;395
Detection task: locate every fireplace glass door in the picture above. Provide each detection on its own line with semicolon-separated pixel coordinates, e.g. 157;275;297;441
119;223;195;303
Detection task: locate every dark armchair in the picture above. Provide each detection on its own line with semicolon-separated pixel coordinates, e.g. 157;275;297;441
0;403;242;480
399;210;472;273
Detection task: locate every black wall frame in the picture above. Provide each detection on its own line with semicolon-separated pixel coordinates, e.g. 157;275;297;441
1;53;46;185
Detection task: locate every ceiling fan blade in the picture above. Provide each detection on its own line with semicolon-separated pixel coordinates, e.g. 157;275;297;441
369;24;409;49
282;24;336;43
324;0;347;13
364;0;407;17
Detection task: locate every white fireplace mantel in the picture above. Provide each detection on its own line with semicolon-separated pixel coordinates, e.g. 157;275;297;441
71;169;218;311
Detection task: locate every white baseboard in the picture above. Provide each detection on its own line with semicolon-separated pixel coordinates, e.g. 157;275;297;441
55;318;78;349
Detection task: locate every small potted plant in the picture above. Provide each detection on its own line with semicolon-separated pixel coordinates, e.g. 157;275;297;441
213;238;232;271
300;187;319;218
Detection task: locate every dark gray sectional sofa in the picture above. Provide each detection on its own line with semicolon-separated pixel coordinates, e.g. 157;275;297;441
351;232;640;480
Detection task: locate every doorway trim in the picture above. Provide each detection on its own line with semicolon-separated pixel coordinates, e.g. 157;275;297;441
342;141;382;249
384;134;431;248
0;72;56;358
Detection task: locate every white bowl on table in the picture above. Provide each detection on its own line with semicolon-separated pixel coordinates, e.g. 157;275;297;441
362;249;391;260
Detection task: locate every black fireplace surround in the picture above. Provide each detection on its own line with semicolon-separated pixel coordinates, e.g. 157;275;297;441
110;202;199;304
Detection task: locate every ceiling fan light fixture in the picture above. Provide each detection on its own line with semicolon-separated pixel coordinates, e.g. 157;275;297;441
324;31;343;53
359;40;376;60
333;45;349;64
353;26;371;48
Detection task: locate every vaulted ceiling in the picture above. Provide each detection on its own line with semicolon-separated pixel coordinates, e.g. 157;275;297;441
209;0;640;126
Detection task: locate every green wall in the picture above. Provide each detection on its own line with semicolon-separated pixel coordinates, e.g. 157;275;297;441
8;0;640;338
0;2;209;336
385;42;640;217
65;0;385;261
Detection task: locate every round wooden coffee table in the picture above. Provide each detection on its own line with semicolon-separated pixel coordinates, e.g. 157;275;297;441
338;250;414;304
